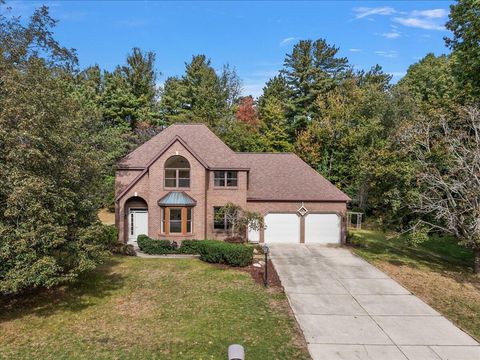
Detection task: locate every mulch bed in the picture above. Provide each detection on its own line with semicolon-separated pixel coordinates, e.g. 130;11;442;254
211;260;282;288
242;259;282;288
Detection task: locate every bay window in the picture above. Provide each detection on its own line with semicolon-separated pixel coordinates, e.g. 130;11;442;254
161;207;193;235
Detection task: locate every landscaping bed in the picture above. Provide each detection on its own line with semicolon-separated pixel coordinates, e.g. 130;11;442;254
0;257;309;359
137;236;254;267
350;229;480;341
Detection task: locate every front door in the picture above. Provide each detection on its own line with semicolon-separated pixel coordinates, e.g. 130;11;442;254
128;208;148;245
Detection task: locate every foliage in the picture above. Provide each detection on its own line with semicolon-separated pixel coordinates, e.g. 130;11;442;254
445;0;480;102
406;225;430;247
0;6;106;294
159;55;235;129
214;202;264;238
137;236;202;255
235;96;258;125
197;240;253;267
177;239;203;254
397;54;456;116
137;236;175;255
403;107;480;272
136;236;253;266
281;38;349;135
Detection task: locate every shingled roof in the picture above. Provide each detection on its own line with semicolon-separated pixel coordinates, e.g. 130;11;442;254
118;124;247;169
117;123;350;202
237;153;350;202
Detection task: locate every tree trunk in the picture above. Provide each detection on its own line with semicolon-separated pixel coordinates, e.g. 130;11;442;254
475;249;480;274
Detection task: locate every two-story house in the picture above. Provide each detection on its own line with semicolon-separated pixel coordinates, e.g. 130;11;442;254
115;123;350;245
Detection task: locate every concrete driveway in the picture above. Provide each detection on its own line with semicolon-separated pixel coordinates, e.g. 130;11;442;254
269;244;479;360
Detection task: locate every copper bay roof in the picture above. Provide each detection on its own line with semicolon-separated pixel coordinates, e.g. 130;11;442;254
117;124;350;202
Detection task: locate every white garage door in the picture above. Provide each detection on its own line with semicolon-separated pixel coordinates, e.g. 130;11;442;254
264;213;300;243
305;213;341;244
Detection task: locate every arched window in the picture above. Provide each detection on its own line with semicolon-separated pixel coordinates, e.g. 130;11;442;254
164;155;190;188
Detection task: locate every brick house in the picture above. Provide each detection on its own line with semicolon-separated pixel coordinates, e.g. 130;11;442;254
115;124;350;245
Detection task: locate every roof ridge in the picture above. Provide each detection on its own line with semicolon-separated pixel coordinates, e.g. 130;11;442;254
170;123;208;126
236;152;295;155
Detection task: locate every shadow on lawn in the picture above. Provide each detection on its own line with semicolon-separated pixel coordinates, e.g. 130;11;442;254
0;258;124;322
352;231;476;277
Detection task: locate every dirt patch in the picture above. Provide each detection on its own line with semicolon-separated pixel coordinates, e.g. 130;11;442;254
98;208;115;225
211;260;282;288
242;260;282;288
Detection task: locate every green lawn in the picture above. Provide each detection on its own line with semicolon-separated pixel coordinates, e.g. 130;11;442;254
0;257;309;360
351;229;480;341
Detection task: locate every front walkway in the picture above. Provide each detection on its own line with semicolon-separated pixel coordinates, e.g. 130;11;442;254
269;244;479;360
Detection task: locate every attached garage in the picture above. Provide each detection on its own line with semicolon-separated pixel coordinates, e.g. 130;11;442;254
305;213;341;244
264;213;300;244
248;211;342;244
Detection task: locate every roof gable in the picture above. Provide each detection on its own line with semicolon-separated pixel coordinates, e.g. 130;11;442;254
116;123;350;203
118;124;247;169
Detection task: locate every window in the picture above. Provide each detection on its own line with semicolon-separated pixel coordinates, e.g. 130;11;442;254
213;206;232;231
214;171;238;187
169;208;182;233
162;207;193;234
165;155;190;188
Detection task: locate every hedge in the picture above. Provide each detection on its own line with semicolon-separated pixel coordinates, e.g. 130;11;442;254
136;236;253;266
137;235;176;254
177;239;203;254
197;240;253;267
137;236;200;255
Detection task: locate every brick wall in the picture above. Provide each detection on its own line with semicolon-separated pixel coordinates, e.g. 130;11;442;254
115;140;348;243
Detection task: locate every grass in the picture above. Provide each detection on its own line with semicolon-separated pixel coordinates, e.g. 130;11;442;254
0;257;309;360
350;229;480;341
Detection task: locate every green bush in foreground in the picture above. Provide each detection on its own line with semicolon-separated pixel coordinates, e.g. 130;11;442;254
137;236;253;266
137;236;175;254
197;240;253;267
178;239;203;254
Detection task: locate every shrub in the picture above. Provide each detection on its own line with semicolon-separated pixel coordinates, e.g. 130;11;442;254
135;237;253;266
87;223;118;251
407;226;429;247
348;231;368;248
197;240;253;267
111;243;136;256
137;236;175;255
178;240;202;254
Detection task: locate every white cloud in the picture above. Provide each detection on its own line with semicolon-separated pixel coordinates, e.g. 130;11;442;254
353;5;448;32
242;82;265;98
393;16;444;30
349;48;362;52
382;31;401;39
375;50;398;58
280;37;296;46
411;9;448;19
353;6;396;19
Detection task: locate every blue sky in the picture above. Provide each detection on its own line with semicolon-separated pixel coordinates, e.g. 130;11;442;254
8;1;453;97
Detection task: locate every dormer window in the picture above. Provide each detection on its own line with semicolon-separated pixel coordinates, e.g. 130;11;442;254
165;155;190;188
214;171;238;187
